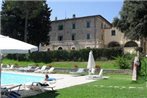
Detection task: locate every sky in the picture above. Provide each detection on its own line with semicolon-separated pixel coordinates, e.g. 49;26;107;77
48;0;124;23
0;0;124;23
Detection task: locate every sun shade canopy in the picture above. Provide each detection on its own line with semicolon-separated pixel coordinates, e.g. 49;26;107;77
0;34;38;54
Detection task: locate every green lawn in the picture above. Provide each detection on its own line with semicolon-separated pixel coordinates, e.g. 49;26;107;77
2;59;118;69
25;74;147;98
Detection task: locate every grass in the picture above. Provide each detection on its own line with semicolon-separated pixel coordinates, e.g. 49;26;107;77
1;59;46;67
2;59;118;69
25;74;147;98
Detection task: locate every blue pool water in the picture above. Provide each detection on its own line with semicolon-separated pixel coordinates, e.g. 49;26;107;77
1;72;44;85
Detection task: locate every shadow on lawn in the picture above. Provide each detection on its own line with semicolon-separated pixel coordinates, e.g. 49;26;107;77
24;90;59;98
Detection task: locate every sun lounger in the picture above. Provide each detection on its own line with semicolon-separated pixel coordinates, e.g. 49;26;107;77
43;67;55;73
3;64;15;70
30;82;55;92
48;67;55;73
34;66;47;73
18;66;32;72
89;69;109;79
18;66;38;72
69;68;85;76
1;84;22;98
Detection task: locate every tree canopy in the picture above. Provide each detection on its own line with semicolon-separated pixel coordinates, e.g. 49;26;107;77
113;1;147;40
1;0;51;46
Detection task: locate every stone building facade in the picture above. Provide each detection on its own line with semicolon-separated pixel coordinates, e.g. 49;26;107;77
104;28;140;53
41;15;112;51
40;15;140;53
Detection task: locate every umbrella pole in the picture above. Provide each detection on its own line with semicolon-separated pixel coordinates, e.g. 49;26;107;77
88;69;91;78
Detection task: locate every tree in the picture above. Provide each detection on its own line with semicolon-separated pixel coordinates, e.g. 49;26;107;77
113;1;147;53
27;1;52;46
1;1;24;40
1;0;51;46
113;1;147;39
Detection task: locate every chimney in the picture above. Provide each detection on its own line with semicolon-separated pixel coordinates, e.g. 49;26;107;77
73;14;76;18
55;17;57;21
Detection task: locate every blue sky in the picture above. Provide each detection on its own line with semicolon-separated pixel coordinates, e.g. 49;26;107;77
0;0;123;23
48;0;124;22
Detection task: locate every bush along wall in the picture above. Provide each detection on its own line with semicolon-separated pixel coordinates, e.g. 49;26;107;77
5;47;123;63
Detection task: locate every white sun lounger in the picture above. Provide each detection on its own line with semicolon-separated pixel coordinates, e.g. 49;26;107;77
89;69;109;79
43;67;55;73
34;65;47;73
1;84;22;98
69;68;85;76
30;82;55;92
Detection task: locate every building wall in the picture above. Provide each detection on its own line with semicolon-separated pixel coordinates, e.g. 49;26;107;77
40;15;140;53
104;27;140;54
44;15;111;51
104;27;126;47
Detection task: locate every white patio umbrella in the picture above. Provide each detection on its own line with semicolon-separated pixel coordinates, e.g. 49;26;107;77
0;34;38;95
87;50;96;75
0;34;38;54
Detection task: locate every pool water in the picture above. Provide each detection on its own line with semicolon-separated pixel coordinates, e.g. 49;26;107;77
1;72;44;85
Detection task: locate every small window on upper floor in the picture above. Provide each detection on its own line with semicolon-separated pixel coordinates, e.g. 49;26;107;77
111;30;116;36
58;25;63;30
72;23;76;29
86;21;91;28
58;35;63;41
87;33;90;40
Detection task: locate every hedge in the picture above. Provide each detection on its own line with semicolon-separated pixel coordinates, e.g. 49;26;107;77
5;47;123;63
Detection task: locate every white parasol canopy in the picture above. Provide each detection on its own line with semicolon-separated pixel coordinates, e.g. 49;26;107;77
87;50;96;75
0;34;38;93
0;34;38;54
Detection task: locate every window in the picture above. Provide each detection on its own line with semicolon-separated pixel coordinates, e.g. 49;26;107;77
101;23;103;29
58;35;63;41
72;23;76;29
87;33;90;39
72;34;75;40
86;21;90;28
47;48;50;51
58;25;63;30
111;30;116;36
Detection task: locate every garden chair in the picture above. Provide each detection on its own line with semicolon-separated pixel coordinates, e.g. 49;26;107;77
48;67;55;73
89;69;109;79
43;67;55;73
30;82;55;92
34;65;47;73
1;84;22;98
18;66;33;72
69;68;85;76
3;64;14;70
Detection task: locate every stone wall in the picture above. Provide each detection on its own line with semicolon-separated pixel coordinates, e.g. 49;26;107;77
53;67;132;75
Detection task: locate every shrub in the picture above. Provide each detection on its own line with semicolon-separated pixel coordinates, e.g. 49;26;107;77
114;55;130;69
69;50;80;61
29;52;52;63
5;47;124;63
52;50;69;61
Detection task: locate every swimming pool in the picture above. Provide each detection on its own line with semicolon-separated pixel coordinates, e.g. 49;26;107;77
1;72;44;85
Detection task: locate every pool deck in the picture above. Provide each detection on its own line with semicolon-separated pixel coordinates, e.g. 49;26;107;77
1;71;95;98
